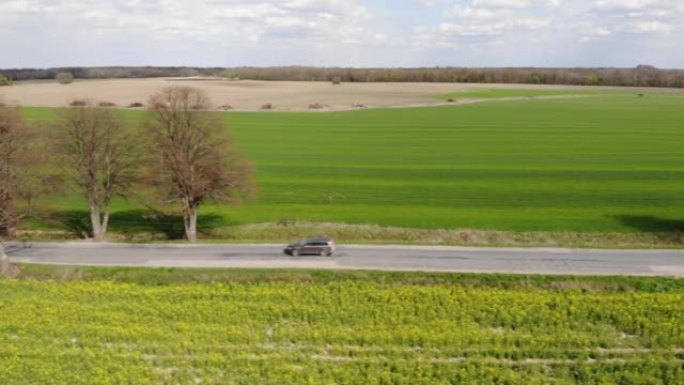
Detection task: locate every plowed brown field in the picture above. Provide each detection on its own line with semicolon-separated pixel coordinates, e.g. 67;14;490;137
1;78;596;110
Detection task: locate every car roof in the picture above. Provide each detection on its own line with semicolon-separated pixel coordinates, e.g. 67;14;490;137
305;237;333;242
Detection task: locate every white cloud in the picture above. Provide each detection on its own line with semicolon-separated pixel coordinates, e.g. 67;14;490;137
471;0;533;8
418;0;557;45
579;26;612;42
0;0;371;44
588;0;683;37
630;21;676;34
594;0;675;11
0;0;683;68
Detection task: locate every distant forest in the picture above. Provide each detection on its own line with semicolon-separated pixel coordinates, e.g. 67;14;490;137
1;65;683;88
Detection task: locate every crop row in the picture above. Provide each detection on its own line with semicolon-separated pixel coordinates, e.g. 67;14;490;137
1;279;682;384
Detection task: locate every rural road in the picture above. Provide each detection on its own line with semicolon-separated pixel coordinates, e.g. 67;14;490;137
4;242;684;277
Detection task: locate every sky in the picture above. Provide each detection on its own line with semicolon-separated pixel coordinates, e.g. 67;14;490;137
1;0;683;69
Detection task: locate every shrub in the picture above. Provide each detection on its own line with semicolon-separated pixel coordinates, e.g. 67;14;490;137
351;103;366;109
218;104;233;110
308;103;328;110
56;72;74;85
128;102;144;108
0;75;13;86
98;101;116;107
261;103;273;110
446;98;456;103
69;100;87;107
331;77;342;85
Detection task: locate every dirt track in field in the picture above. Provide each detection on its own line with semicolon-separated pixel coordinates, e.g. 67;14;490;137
0;78;599;111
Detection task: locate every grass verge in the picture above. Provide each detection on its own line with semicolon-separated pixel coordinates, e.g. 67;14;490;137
15;221;684;249
12;263;684;291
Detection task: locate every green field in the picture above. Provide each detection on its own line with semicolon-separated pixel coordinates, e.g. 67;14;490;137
21;92;684;241
439;88;604;99
1;267;682;384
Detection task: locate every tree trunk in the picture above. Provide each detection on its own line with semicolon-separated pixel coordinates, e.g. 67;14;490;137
90;204;104;242
0;216;17;239
101;210;110;238
0;242;20;277
0;242;10;276
0;197;17;239
184;205;198;242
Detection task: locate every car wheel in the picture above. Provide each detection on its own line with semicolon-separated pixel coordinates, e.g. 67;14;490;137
319;249;327;256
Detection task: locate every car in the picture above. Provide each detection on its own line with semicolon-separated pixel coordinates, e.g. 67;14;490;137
283;237;335;256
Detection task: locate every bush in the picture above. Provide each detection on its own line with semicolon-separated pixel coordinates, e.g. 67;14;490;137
261;103;273;110
128;102;144;108
56;72;74;84
308;103;328;110
98;101;116;107
331;77;342;85
69;100;87;107
0;75;13;86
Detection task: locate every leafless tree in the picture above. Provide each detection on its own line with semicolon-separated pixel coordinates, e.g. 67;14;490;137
0;105;26;239
57;101;133;241
4;65;684;88
0;104;30;275
146;87;255;242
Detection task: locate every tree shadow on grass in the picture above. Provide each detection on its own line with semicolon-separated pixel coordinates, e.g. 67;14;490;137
48;209;226;240
614;215;684;233
50;210;91;238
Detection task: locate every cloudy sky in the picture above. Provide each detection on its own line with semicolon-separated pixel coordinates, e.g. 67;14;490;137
1;0;683;68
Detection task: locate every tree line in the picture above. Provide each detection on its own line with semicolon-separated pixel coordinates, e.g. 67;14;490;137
0;87;255;247
1;65;683;88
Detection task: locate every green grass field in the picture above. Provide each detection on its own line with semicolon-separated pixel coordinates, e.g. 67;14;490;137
438;88;604;99
20;92;684;241
1;267;682;384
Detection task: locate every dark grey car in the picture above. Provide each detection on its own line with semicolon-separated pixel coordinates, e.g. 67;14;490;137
284;237;335;256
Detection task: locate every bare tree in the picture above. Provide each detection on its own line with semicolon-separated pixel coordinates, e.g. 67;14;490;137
0;104;29;275
146;87;255;242
57;101;133;241
0;105;26;239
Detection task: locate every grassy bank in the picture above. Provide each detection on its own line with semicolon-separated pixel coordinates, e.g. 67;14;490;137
2;266;683;384
14;222;684;249
11;264;684;290
18;91;684;245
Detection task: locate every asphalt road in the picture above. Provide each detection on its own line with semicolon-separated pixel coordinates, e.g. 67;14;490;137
5;242;684;277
